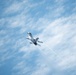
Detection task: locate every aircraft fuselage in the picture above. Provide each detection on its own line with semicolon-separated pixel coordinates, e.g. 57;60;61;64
31;39;37;45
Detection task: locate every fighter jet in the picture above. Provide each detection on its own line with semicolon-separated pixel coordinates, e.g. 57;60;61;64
26;32;43;46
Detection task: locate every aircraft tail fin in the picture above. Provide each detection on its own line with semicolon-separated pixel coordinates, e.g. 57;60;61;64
36;37;39;42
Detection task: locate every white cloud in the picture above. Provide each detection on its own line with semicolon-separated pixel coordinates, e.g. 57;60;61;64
4;0;28;14
12;13;76;75
0;0;76;75
35;13;76;70
31;64;50;75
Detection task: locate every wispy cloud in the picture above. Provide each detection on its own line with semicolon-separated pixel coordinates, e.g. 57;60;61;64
0;0;76;75
11;13;76;75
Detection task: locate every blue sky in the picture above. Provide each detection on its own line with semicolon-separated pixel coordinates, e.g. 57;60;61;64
0;0;76;75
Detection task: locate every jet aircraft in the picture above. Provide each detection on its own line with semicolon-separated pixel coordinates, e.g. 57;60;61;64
26;32;43;46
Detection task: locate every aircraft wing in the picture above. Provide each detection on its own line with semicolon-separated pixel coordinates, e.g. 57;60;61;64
38;41;43;43
27;32;33;39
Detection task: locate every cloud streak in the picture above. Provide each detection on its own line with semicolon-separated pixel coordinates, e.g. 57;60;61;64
0;0;76;75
